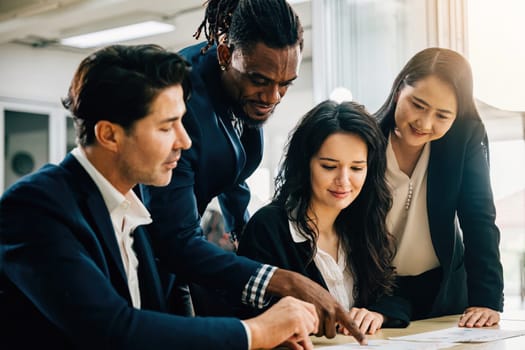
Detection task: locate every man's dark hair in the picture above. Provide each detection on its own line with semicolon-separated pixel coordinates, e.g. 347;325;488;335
194;0;304;53
62;44;191;146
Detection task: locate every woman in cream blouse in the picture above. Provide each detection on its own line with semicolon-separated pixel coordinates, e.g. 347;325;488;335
372;47;504;328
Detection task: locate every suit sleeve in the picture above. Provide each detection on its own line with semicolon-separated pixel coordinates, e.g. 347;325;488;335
236;205;291;317
140;155;261;300
0;181;248;350
457;121;504;311
140;90;262;303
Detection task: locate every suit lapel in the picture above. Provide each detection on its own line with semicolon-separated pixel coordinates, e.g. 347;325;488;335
239;127;263;180
61;154;129;295
427;123;464;271
201;52;248;182
133;227;167;312
84;194;129;283
218;113;246;182
427;142;450;267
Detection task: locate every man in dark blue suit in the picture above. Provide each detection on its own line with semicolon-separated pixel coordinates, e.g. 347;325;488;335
0;44;328;349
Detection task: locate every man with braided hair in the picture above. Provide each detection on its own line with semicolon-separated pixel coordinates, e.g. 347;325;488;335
143;0;302;250
140;0;367;343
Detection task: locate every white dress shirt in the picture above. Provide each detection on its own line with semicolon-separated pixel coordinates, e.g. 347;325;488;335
72;147;151;308
289;221;354;311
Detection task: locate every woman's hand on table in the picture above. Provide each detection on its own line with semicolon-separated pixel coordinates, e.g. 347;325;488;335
458;306;500;328
339;308;384;335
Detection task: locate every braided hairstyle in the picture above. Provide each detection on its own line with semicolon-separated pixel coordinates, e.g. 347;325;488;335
194;0;303;53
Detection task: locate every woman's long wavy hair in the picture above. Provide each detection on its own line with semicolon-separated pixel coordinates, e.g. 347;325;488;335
274;100;396;305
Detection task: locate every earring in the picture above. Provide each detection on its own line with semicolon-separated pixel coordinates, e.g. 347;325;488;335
220;64;226;71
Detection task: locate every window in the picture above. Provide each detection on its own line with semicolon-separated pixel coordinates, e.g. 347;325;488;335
1;100;69;193
4;110;49;189
468;0;525;305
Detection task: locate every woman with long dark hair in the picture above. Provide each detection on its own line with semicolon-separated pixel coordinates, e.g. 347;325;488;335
372;47;504;328
238;100;396;335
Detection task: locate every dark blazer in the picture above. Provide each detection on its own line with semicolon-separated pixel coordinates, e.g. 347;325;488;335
238;203;401;322
238;204;328;290
237;203;326;318
369;117;504;326
0;154;259;349
141;42;263;240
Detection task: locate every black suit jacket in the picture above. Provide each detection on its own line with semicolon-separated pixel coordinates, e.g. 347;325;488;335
369;117;504;326
0;154;256;349
238;204;327;289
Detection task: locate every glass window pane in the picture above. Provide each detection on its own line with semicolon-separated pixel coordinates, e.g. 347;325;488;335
66;117;76;152
4;110;49;188
490;138;525;307
469;0;525;307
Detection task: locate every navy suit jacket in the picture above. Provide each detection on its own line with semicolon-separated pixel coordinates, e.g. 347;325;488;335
369;117;504;326
0;154;259;349
141;42;263;240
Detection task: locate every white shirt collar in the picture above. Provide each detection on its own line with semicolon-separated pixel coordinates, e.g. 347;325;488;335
289;222;308;243
386;133;431;179
71;147;152;226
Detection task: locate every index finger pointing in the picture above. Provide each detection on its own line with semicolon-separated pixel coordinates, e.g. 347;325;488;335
337;308;367;345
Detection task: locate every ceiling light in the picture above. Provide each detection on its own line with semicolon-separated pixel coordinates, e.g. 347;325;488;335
60;20;174;49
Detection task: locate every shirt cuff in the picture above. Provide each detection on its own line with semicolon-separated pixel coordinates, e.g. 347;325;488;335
241;264;277;309
240;320;252;350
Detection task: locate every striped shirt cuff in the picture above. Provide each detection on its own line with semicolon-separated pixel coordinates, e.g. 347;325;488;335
242;264;277;309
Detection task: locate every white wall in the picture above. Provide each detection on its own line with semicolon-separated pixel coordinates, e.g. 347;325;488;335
0;43;84;105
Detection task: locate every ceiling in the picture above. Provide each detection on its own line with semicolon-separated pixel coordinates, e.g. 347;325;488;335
0;0;312;56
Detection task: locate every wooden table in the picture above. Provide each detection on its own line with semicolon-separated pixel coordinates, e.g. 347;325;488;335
312;313;525;349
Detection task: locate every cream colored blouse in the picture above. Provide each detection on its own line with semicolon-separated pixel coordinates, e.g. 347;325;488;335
386;136;440;276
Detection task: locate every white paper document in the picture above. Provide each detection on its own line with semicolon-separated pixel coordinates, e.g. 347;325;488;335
315;339;457;350
389;327;525;343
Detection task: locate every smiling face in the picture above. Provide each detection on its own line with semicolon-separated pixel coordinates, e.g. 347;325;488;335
219;42;302;127
116;85;191;190
309;132;368;215
393;74;458;149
